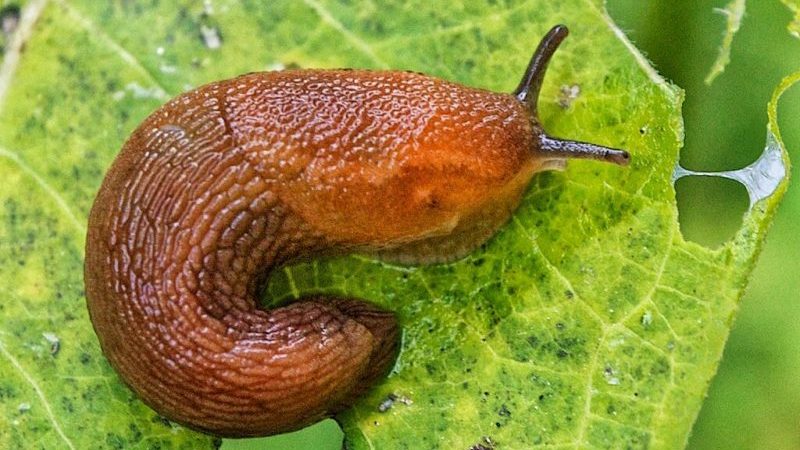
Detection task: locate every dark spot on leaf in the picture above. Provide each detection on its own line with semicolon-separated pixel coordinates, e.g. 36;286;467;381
154;415;172;428
129;423;142;441
0;384;17;399
61;397;74;413
362;18;384;34
105;433;126;450
498;404;511;417
650;356;671;378
81;388;96;403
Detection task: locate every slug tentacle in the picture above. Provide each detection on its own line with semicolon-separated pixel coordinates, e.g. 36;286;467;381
513;24;569;107
513;24;630;167
539;135;631;166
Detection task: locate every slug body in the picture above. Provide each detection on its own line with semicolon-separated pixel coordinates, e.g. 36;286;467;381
85;26;628;437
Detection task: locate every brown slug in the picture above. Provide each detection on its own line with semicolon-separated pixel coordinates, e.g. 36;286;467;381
84;25;629;438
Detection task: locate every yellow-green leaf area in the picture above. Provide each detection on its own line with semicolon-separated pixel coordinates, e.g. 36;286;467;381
0;1;793;450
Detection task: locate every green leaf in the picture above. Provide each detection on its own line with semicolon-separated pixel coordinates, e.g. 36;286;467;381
0;1;794;449
704;0;745;85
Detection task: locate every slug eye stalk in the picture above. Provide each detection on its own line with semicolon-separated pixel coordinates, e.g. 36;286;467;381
514;24;630;167
539;135;631;166
513;24;569;108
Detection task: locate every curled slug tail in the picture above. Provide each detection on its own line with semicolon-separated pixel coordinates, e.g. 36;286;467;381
513;24;570;110
189;298;398;437
539;134;631;166
326;298;400;408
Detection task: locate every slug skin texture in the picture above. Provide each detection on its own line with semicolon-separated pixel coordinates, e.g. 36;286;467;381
84;25;629;437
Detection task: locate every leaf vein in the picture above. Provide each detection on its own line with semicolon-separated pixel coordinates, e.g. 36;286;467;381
56;0;169;99
0;337;76;450
372;2;532;49
0;145;86;235
301;0;389;68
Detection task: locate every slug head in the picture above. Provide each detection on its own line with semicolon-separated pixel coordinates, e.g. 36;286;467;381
283;27;628;254
374;25;635;260
384;25;633;246
384;25;633;251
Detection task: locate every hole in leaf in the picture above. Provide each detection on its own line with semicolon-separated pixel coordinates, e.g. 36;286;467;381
675;175;749;248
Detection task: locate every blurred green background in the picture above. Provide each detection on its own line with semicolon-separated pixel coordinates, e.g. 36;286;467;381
224;1;800;449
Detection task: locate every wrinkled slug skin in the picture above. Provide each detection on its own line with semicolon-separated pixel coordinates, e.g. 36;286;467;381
84;70;541;437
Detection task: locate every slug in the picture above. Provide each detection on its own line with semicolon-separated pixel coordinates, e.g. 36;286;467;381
84;25;629;438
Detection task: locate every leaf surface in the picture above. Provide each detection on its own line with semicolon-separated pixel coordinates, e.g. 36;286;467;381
0;1;793;449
